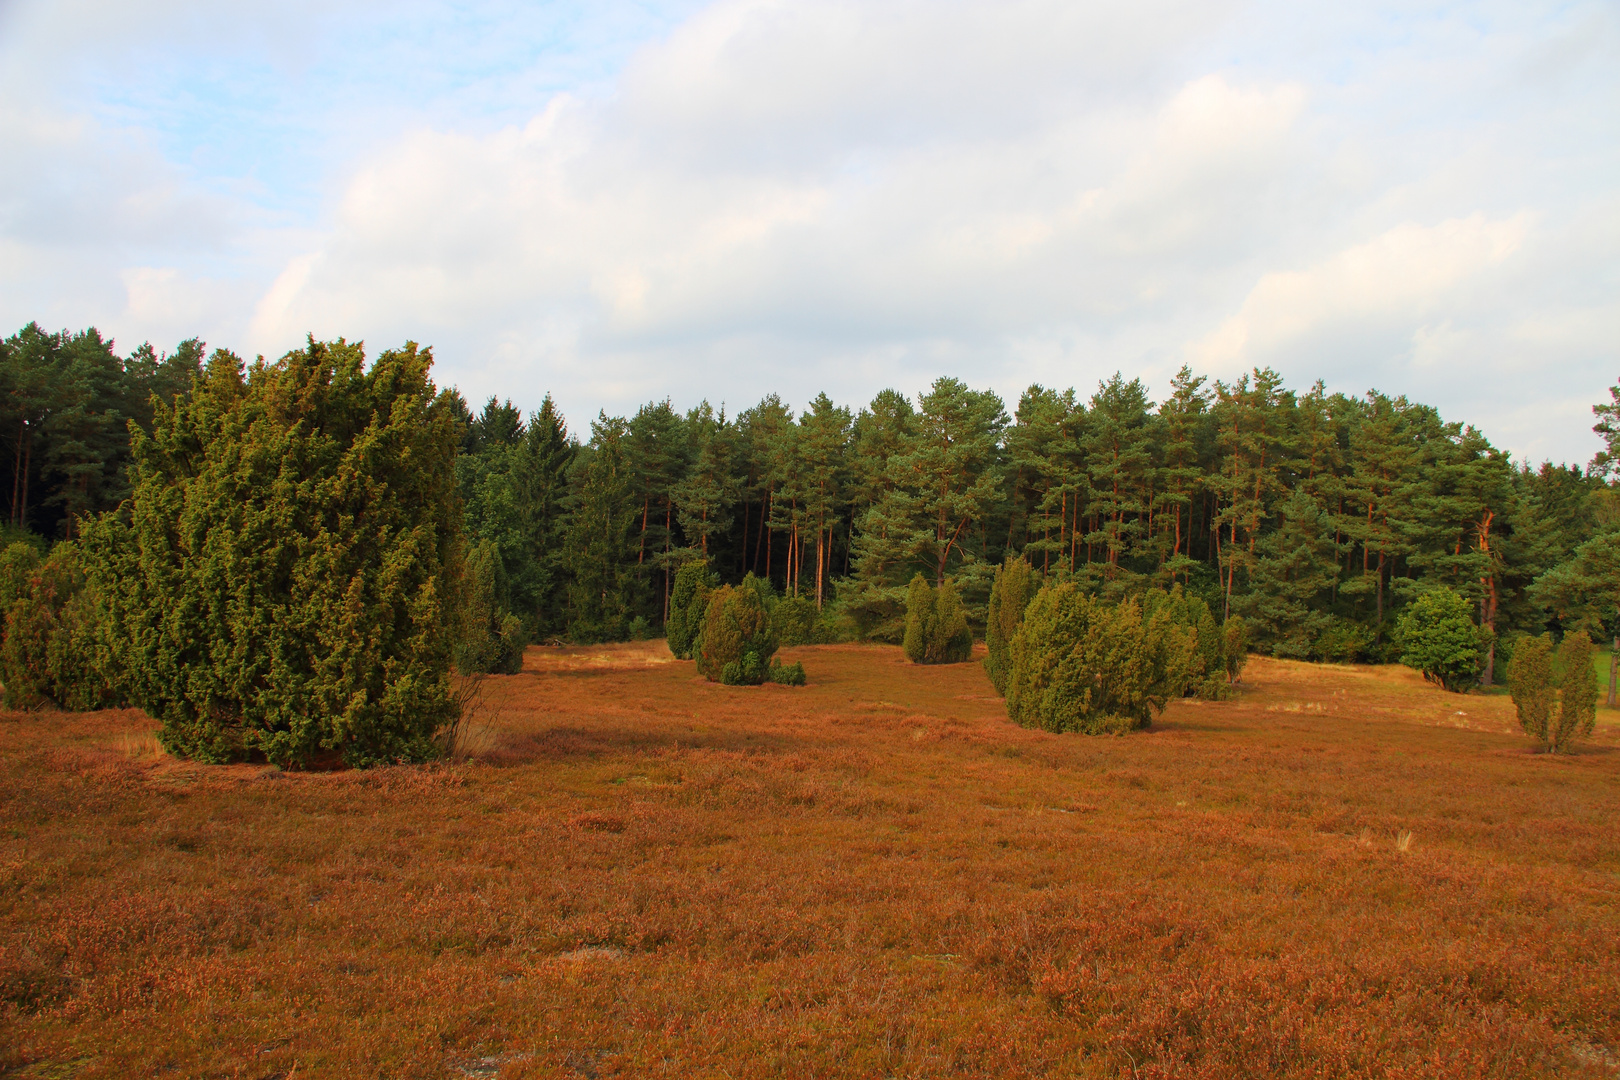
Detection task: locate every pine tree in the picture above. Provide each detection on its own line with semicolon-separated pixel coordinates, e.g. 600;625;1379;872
1239;488;1337;657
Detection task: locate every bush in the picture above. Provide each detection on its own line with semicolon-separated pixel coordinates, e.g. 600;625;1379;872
697;584;779;685
2;544;121;711
1397;588;1482;693
83;339;464;768
985;556;1034;695
1512;633;1599;753
902;574;973;664
770;660;807;686
1143;585;1230;700
773;595;818;646
667;559;713;660
1006;582;1191;734
457;539;528;675
1223;615;1249;684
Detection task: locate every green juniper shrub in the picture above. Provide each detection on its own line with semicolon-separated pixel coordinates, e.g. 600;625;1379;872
1223;615;1250;685
2;543;121;711
697;584;780;685
902;573;973;665
985;555;1034;695
457;539;528;675
666;559;714;660
1143;585;1230;700
0;542;43;616
82;338;464;768
1508;634;1557;749
628;615;652;641
1006;582;1191;735
1508;632;1600;753
1396;587;1483;693
773;595;818;646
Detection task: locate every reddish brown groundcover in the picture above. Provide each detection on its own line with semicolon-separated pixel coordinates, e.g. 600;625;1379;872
2;643;1617;1078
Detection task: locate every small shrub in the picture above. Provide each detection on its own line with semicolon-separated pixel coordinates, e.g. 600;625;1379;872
2;544;120;711
628;615;652;641
1505;633;1599;752
1396;587;1482;693
773;595;818;646
985;556;1034;695
1006;582;1190;735
770;660;806;686
902;574;973;665
1223;615;1249;685
697;585;779;685
667;560;714;660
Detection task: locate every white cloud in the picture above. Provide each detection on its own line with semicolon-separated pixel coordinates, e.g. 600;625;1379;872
0;0;1615;462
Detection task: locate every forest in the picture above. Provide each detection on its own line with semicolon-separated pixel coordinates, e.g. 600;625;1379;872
2;319;1616;685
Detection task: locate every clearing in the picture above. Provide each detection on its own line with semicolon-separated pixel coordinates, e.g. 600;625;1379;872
2;644;1617;1078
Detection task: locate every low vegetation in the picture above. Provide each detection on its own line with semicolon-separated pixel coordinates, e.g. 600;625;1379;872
2;644;1616;1078
901;574;973;665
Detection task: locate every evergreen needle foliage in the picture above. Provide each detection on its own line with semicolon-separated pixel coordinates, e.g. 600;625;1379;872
1505;633;1597;754
1;542;119;710
82;339;465;768
696;583;797;685
1006;582;1190;734
667;559;714;660
985;555;1034;695
902;573;973;664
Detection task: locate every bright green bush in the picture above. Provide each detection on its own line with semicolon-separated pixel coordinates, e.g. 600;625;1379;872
666;560;713;660
1006;582;1191;734
1397;588;1482;693
985;556;1034;695
82;339;465;768
902;574;973;665
2;543;121;711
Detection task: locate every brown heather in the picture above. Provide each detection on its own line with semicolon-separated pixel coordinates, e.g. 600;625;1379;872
1;644;1617;1079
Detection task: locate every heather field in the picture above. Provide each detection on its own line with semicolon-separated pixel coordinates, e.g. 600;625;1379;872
2;645;1618;1080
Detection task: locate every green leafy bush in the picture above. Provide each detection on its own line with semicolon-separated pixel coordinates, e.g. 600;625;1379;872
985;556;1034;695
82;339;465;768
1006;582;1191;734
1397;587;1482;693
902;574;973;665
666;560;713;660
2;543;121;711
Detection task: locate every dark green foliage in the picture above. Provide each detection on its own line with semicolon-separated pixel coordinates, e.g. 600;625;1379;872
562;416;640;644
773;595;818;646
1006;582;1190;734
1;543;120;711
0;541;42;614
1397;588;1482;693
1223;616;1249;684
82;339;464;768
902;573;973;664
770;660;807;686
1143;585;1230;700
697;584;779;685
1508;635;1557;749
667;559;714;660
1557;633;1598;745
457;539;528;675
985;555;1034;694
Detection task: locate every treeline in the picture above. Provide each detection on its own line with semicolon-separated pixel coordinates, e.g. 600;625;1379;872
3;321;1615;680
457;367;1611;677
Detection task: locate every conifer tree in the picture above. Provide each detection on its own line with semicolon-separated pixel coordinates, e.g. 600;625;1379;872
1396;587;1482;693
83;339;464;767
666;559;714;660
563;415;640;643
985;555;1034;694
1508;634;1556;747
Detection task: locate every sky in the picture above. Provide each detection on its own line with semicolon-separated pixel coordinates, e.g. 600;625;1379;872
0;0;1615;464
